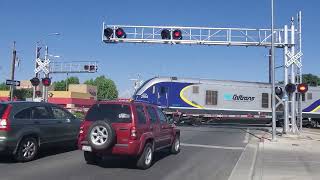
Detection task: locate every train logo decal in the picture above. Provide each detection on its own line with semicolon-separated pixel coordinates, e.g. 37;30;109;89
224;93;255;102
180;85;204;109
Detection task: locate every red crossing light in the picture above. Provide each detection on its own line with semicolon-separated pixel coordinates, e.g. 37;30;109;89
30;77;40;86
42;78;51;87
161;29;171;39
297;83;308;93
115;28;126;38
285;83;296;94
35;91;42;97
104;28;113;39
172;29;182;40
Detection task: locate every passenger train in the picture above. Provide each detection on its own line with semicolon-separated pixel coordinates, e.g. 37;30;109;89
133;77;320;125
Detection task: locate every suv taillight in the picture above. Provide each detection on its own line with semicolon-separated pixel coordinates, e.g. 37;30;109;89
0;105;12;131
130;126;137;140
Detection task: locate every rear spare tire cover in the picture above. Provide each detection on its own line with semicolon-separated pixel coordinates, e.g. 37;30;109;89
87;121;116;150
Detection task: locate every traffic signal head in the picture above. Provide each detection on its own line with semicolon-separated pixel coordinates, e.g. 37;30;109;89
172;29;182;40
84;65;89;71
30;77;40;86
104;28;113;39
161;29;171;39
42;78;51;87
89;65;97;72
84;65;97;72
115;28;126;38
35;90;42;97
297;83;308;93
275;86;283;96
285;83;296;94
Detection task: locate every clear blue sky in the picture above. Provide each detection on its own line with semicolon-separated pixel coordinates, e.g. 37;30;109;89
0;0;319;97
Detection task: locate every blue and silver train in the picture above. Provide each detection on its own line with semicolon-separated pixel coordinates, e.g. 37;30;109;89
133;77;320;125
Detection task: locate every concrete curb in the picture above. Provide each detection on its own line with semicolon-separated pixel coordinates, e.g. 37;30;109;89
228;138;259;180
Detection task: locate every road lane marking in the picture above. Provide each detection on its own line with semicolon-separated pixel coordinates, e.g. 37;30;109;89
180;143;244;150
243;128;250;143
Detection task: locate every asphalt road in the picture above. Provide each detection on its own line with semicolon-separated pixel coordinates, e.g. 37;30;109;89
0;126;265;180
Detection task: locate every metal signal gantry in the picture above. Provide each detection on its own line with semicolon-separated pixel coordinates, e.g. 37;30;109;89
49;61;98;74
102;24;294;48
102;11;303;136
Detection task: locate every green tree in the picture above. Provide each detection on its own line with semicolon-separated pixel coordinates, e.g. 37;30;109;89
0;83;9;90
53;76;80;91
13;89;33;100
302;74;320;86
85;76;118;100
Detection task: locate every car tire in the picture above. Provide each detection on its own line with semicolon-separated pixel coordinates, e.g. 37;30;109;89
136;143;153;169
87;120;116;150
170;136;180;154
84;151;100;164
14;137;38;162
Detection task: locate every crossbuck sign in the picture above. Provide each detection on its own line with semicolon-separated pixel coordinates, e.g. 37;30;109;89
285;51;303;68
34;58;50;74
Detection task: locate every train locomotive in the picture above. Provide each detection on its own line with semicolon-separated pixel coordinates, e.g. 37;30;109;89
133;77;320;126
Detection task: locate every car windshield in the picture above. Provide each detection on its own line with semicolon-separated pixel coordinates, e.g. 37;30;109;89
0;104;7;117
85;104;132;123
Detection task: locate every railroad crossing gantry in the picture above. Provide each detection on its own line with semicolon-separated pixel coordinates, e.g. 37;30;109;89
102;11;303;135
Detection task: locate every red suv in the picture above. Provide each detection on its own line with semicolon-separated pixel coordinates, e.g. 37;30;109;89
78;100;180;169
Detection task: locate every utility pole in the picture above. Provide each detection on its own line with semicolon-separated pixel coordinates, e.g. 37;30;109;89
271;0;277;141
9;41;17;101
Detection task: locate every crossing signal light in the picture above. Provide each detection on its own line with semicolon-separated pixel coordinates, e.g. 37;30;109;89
115;28;126;38
161;29;171;39
42;78;51;87
172;29;182;40
285;83;296;94
275;87;283;96
35;90;42;97
297;83;308;93
30;77;40;86
84;65;97;72
104;28;113;39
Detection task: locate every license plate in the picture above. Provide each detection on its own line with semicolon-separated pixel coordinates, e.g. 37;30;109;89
82;145;92;152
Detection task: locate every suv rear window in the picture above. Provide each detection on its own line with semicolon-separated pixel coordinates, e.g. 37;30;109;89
0;104;7;117
85;104;132;123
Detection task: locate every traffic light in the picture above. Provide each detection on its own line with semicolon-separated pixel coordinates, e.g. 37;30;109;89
104;28;113;39
172;29;182;40
84;65;97;72
161;29;171;39
297;83;308;93
275;86;283;96
35;90;42;97
84;65;89;71
89;65;96;72
285;83;296;94
30;77;40;86
115;28;126;38
42;78;51;87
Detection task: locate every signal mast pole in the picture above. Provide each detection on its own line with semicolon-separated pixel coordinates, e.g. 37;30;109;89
271;0;277;141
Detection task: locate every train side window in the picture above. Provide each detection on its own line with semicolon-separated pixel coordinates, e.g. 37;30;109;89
307;93;312;100
262;93;269;108
193;86;199;94
160;86;166;94
206;90;218;105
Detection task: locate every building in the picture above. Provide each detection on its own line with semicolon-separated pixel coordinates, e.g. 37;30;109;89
48;84;97;109
0;83;98;109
